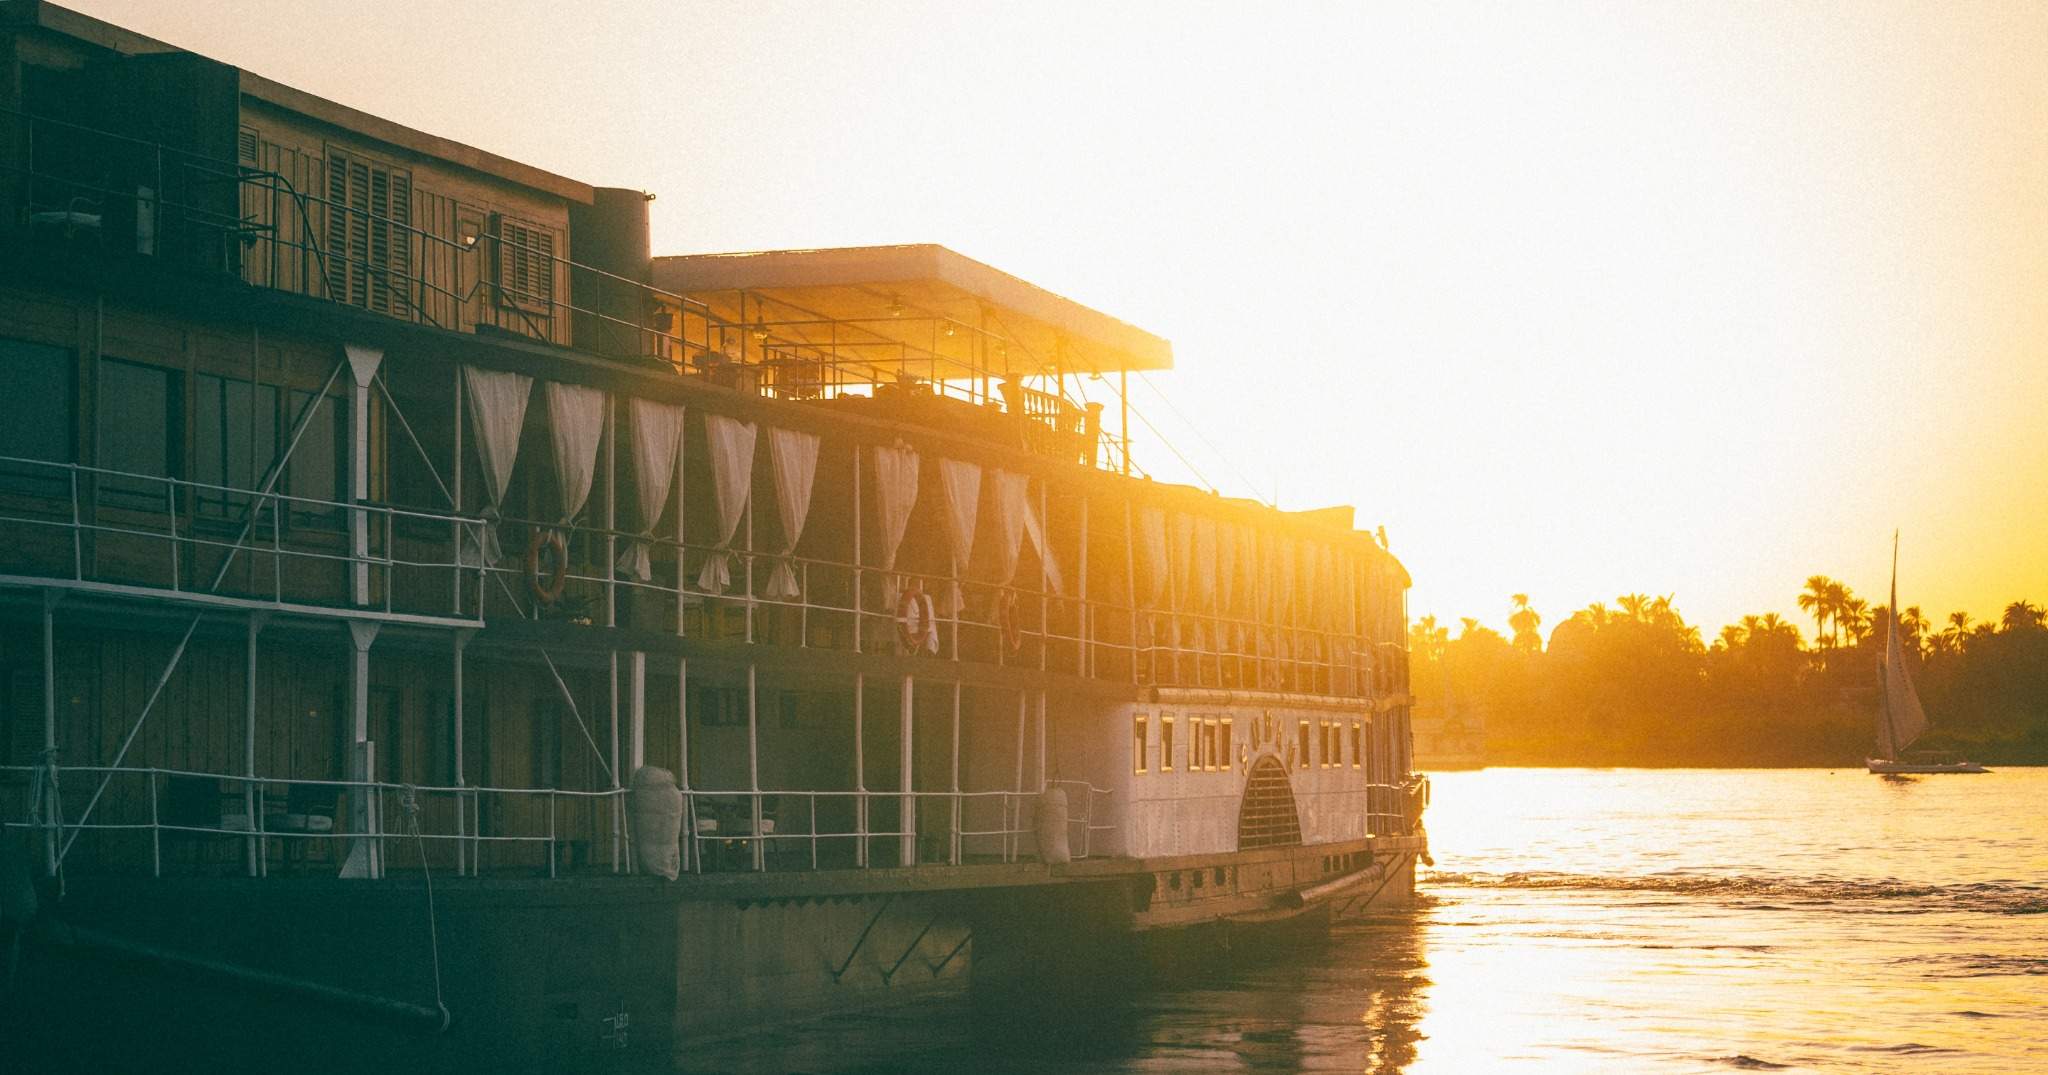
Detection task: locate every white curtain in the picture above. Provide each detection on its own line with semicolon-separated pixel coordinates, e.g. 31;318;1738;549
1020;488;1065;597
1192;517;1218;612
545;381;606;525
764;427;820;600
935;459;982;615
1299;541;1322;630
461;366;532;565
1216;522;1240;651
696;414;757;593
616;398;684;582
985;470;1030;613
869;443;920;604
1171;514;1196;613
1327;544;1343;630
1271;533;1296;623
1237;523;1260;618
1137;506;1170;609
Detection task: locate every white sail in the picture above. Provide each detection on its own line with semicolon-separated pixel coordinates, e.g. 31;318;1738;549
1877;533;1929;758
1881;618;1929;754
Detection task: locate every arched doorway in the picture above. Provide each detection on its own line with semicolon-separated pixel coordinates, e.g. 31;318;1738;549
1236;755;1302;850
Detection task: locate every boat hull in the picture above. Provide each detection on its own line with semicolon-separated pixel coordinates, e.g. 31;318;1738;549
1865;758;1989;774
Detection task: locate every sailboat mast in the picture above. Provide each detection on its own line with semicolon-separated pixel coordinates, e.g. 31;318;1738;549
1879;531;1899;759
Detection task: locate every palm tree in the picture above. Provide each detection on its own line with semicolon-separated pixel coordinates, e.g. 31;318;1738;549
1901;606;1929;657
1943;611;1971;653
1798;576;1835;654
1716;624;1745;652
2001;600;2045;632
1508;593;1543;653
1617;593;1652;622
1840;595;1871;645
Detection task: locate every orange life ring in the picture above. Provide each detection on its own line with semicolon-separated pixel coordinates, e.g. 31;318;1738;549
896;582;934;652
526;527;569;604
996;591;1024;654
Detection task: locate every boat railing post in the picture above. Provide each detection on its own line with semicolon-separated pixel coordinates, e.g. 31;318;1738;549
69;467;82;579
547;789;557;879
149;768;161;878
810;793;818;870
255;778;269;878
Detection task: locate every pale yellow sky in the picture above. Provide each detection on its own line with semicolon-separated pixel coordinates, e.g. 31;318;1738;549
69;1;2048;636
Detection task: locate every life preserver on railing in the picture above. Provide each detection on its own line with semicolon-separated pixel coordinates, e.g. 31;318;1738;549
895;581;936;653
995;591;1023;654
525;527;569;604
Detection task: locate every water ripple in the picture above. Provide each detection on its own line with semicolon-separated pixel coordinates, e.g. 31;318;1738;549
1427;869;2048;915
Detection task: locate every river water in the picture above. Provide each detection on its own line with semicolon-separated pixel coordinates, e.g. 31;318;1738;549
685;768;2048;1073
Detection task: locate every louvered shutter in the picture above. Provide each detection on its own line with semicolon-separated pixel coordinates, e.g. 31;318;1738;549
323;148;413;316
494;215;555;312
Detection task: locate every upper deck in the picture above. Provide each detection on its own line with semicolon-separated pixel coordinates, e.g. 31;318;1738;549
0;3;1418;892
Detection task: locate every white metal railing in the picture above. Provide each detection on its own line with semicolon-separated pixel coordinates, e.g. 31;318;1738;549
1;763;1113;879
0;455;488;621
0;764;626;880
0;456;1402;696
679;779;1110;873
461;510;1391;699
1126;781;1423;840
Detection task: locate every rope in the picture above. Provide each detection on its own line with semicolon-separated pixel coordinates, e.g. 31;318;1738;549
399;784;451;1032
25;747;63;901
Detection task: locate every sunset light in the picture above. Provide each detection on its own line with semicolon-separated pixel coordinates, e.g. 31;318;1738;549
4;4;2042;1072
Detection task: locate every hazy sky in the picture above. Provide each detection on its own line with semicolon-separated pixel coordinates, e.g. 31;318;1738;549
72;1;2048;638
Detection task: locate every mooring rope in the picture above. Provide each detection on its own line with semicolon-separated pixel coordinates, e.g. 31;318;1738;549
25;747;63;901
398;784;451;1032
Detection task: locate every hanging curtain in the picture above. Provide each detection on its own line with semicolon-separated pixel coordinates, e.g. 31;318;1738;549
1191;516;1218;652
1216;522;1240;652
695;414;757;594
1272;534;1296;623
763;427;821;600
1238;523;1260;617
1019;488;1065;597
985;470;1030;614
1298;541;1322;630
1192;517;1219;612
545;382;606;526
1171;514;1197;613
1327;544;1343;630
461;366;532;565
936;458;981;615
1137;506;1170;609
869;443;920;605
616;398;684;582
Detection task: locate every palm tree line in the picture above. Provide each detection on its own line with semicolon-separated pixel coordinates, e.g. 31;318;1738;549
1409;582;2048;766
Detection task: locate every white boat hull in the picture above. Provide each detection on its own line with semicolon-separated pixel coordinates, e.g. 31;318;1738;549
1865;757;1989;774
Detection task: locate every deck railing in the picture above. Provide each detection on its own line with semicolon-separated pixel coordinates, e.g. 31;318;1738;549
0;763;1110;880
2;106;1124;470
0;454;487;622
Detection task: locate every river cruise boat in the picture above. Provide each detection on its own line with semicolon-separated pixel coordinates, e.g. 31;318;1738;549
0;5;1425;1070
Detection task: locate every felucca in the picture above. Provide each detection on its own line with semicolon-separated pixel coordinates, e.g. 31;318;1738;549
1867;532;1988;774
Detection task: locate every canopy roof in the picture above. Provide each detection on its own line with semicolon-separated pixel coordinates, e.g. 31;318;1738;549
653;244;1173;381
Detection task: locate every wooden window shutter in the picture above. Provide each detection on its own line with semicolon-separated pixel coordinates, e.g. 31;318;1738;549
493;214;555;313
322;148;415;317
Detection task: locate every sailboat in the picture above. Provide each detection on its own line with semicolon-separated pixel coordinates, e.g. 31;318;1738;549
1866;532;1988;775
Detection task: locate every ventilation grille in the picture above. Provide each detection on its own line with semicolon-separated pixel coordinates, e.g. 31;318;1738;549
1237;756;1302;850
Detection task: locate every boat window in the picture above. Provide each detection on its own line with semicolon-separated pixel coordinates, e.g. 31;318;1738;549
1160;715;1175;772
1297;719;1310;769
1220;718;1233;772
1205;719;1221;771
193;373;280;519
97;357;181;510
1352;721;1363;769
1133;714;1148;774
